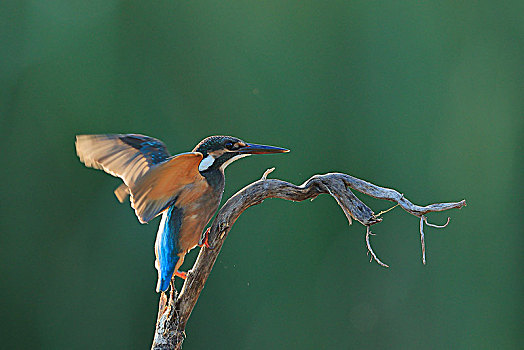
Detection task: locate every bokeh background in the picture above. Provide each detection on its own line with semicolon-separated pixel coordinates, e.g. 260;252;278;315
1;1;522;349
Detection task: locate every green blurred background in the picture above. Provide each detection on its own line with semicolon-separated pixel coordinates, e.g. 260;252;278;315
1;1;522;349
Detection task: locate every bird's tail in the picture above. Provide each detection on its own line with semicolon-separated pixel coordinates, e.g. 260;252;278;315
155;244;180;292
155;209;183;293
156;266;176;293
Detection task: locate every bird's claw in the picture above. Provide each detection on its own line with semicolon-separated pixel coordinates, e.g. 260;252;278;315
174;270;187;279
198;227;213;249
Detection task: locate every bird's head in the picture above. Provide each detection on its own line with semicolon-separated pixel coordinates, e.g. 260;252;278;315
193;135;289;172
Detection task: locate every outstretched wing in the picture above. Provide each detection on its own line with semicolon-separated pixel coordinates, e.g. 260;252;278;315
130;152;204;223
76;134;172;200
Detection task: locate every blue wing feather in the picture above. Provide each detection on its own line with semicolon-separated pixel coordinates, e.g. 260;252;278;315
155;204;183;292
118;134;171;165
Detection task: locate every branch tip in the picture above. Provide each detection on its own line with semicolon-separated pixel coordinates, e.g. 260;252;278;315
419;215;452;265
419;216;426;265
261;167;275;180
375;203;399;218
423;216;451;228
365;226;389;268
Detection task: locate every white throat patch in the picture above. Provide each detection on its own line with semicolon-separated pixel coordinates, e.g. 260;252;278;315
220;154;250;171
198;154;215;171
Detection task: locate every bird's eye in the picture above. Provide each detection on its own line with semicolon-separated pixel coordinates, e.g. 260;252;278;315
224;141;234;150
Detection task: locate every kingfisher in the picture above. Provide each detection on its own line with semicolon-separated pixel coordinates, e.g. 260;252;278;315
75;134;288;292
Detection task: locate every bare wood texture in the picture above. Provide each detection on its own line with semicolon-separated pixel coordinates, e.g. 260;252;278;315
151;172;466;349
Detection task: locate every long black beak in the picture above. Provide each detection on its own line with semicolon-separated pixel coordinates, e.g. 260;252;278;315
238;143;290;154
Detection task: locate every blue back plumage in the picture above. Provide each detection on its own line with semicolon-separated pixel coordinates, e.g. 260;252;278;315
155;205;184;292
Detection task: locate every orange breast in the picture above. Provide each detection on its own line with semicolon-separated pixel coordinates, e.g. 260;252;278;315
175;179;221;253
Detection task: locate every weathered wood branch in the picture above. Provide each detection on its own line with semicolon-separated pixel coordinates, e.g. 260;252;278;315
151;171;466;349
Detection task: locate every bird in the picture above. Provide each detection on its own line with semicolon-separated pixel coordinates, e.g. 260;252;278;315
75;134;289;292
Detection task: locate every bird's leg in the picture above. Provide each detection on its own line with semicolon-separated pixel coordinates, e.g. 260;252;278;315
171;228;211;282
174;270;187;279
198;227;212;248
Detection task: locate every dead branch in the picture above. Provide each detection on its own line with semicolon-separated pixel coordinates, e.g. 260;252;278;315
151;172;466;349
366;226;389;267
419;215;451;264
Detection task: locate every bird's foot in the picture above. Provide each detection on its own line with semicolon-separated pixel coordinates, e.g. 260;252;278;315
198;227;212;248
174;270;187;279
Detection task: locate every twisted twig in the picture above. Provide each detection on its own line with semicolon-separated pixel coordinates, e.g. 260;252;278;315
151;171;466;349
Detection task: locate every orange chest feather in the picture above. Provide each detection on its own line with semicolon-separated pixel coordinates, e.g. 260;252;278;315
175;180;221;252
